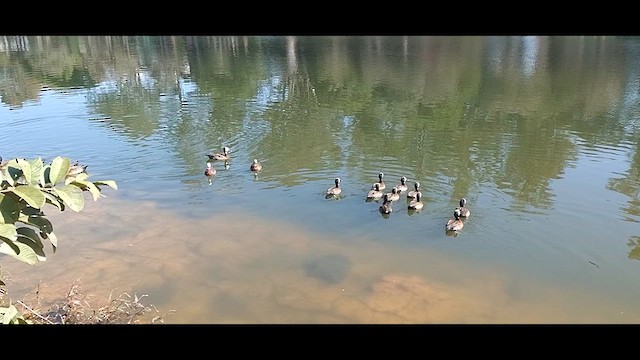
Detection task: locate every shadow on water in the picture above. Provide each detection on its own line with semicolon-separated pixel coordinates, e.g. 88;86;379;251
304;254;352;284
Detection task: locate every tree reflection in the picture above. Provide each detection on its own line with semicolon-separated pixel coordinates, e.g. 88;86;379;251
627;236;640;260
1;35;636;214
605;38;640;222
607;140;640;221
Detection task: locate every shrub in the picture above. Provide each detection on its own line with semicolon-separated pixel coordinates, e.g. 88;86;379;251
0;156;117;324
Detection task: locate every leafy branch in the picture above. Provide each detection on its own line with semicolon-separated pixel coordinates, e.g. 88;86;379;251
0;156;117;265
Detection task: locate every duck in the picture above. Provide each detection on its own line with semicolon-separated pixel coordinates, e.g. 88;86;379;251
67;161;88;177
204;162;216;177
366;183;384;200
396;176;408;193
457;197;470;218
379;193;392;214
326;177;342;197
373;172;386;191
385;186;400;202
445;208;464;232
408;191;424;210
407;181;421;199
207;146;230;161
250;159;262;172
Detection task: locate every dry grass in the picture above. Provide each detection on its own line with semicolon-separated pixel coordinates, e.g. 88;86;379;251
2;279;175;324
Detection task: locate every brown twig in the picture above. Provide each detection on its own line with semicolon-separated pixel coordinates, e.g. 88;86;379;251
16;300;55;324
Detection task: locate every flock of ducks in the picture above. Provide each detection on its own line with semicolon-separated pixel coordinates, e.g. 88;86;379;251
204;147;470;234
326;172;471;233
204;146;262;178
5;151;467;235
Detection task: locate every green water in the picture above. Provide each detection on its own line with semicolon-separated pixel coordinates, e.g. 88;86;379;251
1;35;639;323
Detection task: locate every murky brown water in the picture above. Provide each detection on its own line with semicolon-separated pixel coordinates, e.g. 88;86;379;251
2;192;632;324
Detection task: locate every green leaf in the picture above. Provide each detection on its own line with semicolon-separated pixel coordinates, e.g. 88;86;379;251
0;238;20;258
16;158;31;184
0;194;20;224
72;180;102;201
42;165;52;187
17;227;44;250
8;185;46;209
75;173;89;182
1;168;14;186
49;156;70;186
1;304;19;324
53;185;84;212
17;213;28;223
24;216;53;234
21;207;43;217
28;157;44;186
6;160;22;183
93;180;118;190
41;231;58;250
0;223;20;258
17;239;46;260
42;191;64;211
16;232;46;262
0;240;38;265
0;223;17;241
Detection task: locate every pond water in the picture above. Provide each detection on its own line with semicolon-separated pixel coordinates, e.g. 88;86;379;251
1;35;639;323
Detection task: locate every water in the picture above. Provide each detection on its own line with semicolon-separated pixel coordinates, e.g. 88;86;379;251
1;35;639;323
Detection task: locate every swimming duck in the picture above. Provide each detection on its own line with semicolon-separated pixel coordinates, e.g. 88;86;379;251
457;198;470;218
204;162;216;177
250;159;262;172
373;172;386;191
385;187;400;202
379;193;392;214
396;176;408;193
326;177;342;197
207;146;230;161
445;208;464;232
407;181;421;199
408;191;424;210
366;183;384;200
